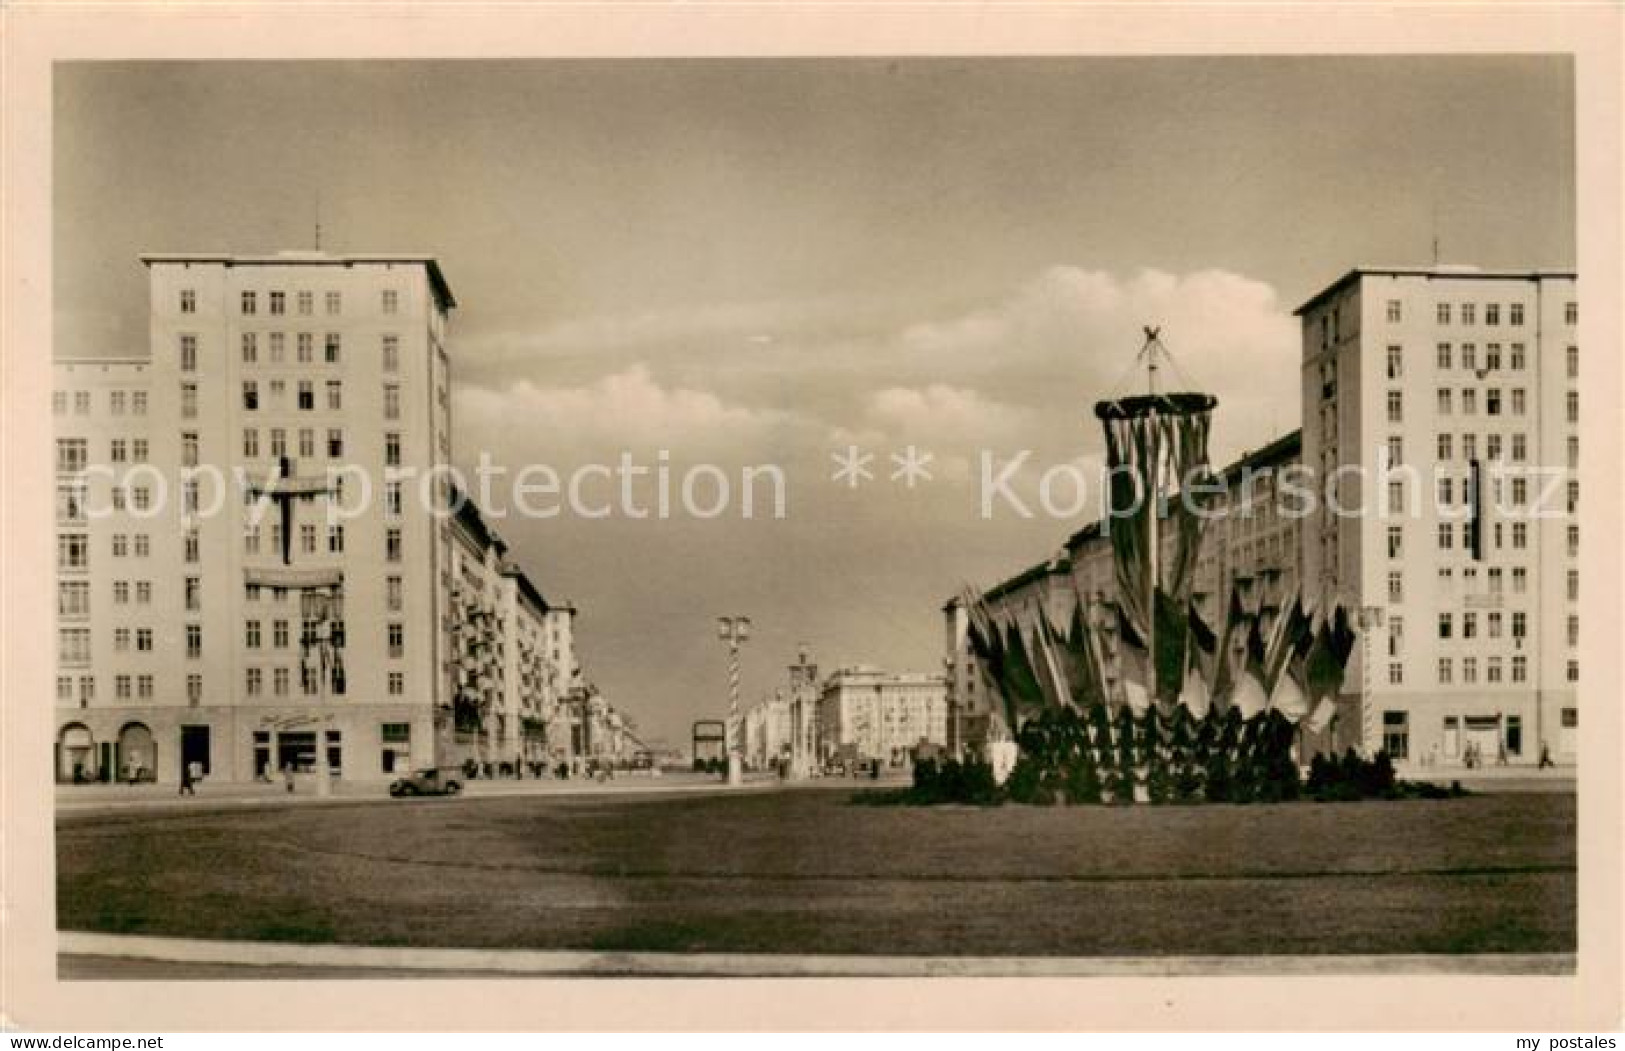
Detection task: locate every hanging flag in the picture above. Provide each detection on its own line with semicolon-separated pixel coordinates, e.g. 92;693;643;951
1152;587;1190;706
1115;605;1153;714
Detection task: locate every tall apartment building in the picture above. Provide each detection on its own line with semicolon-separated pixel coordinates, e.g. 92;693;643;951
1297;266;1580;766
817;666;947;768
53;251;586;784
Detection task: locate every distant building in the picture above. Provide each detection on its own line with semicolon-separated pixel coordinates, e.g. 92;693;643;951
817;666;947;768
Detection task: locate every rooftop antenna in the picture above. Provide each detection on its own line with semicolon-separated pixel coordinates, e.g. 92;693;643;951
1430;196;1440;266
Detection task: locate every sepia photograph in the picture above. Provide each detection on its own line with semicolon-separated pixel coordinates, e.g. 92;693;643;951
2;2;1621;1036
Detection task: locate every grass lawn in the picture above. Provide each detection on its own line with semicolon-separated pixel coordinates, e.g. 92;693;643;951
57;789;1575;957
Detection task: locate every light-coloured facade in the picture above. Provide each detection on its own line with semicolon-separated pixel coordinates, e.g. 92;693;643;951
818;666;948;767
1297;266;1580;766
52;252;585;783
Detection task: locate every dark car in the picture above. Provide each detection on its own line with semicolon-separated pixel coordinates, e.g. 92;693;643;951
388;767;463;798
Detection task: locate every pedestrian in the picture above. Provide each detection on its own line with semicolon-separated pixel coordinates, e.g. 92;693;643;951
178;765;195;796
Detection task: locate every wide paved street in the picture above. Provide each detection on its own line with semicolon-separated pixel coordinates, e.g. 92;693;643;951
58;787;1575;959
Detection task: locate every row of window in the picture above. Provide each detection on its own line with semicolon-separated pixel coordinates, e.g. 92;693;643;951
52;390;149;416
1391;341;1543;377
180;288;401;317
175;331;404;373
56;672;207;706
1385;657;1578;687
1386;299;1575;326
57;532;154;569
1385;386;1571;422
1385;551;1580;602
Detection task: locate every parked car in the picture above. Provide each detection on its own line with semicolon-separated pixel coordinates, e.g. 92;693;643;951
388;767;464;798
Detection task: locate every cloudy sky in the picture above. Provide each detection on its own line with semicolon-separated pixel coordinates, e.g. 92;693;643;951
55;58;1574;748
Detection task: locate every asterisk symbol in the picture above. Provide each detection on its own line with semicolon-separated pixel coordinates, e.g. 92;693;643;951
890;446;934;488
830;445;874;488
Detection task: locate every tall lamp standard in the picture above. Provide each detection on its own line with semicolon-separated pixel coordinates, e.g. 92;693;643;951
1357;604;1385;760
300;585;344;797
717;616;752;786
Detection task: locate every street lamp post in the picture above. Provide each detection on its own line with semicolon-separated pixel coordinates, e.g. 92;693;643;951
717;616;751;786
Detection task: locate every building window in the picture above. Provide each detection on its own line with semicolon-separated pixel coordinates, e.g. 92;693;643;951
298;332;314;363
179;334;199;372
1566;390;1578;423
1386;390;1402;423
1437;342;1453;369
1488;611;1503;639
300;524;317;554
1463;612;1477;640
273;619;289;648
387;575;403;611
325;333;342;364
1387;572;1403;603
1511;655;1527;684
1461;388;1476;415
180;289;197;313
385;432;402;467
387;623;404;659
186;624;202;659
1511;433;1526;461
1382;711;1408;758
328;525;344;554
1565;301;1577;325
1461;304;1475;325
388;672;405;695
57;533;89;570
1438;612;1452;639
326;291;342;316
1461;343;1475;371
1437;523;1453;550
1567;661;1579;684
74;390;90;414
1512;522;1528;549
1485;304;1500;327
242;332;258;364
1566;345;1578;379
246;620;262;649
1486;388;1501;416
243;381;259;411
1463;657;1477;685
298;381;314;411
1437;658;1452;685
382;289;399;315
56;438;88;474
1567;436;1579;469
184;529;199;563
386;527;402;562
181;383;198;418
1510;342;1525;369
1437;388;1452;415
246;667;263;696
385;481;403;517
110;390;127;416
1436;433;1452;462
384;384;401;420
297;290;314;316
383;335;400;372
242;290;259;315
327;428;344;458
299;428;315;458
1386;525;1403;559
1386;300;1401;323
1436;303;1450;325
1568;524;1579;558
326;380;342;411
1567;614;1579;648
1386;344;1403;379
